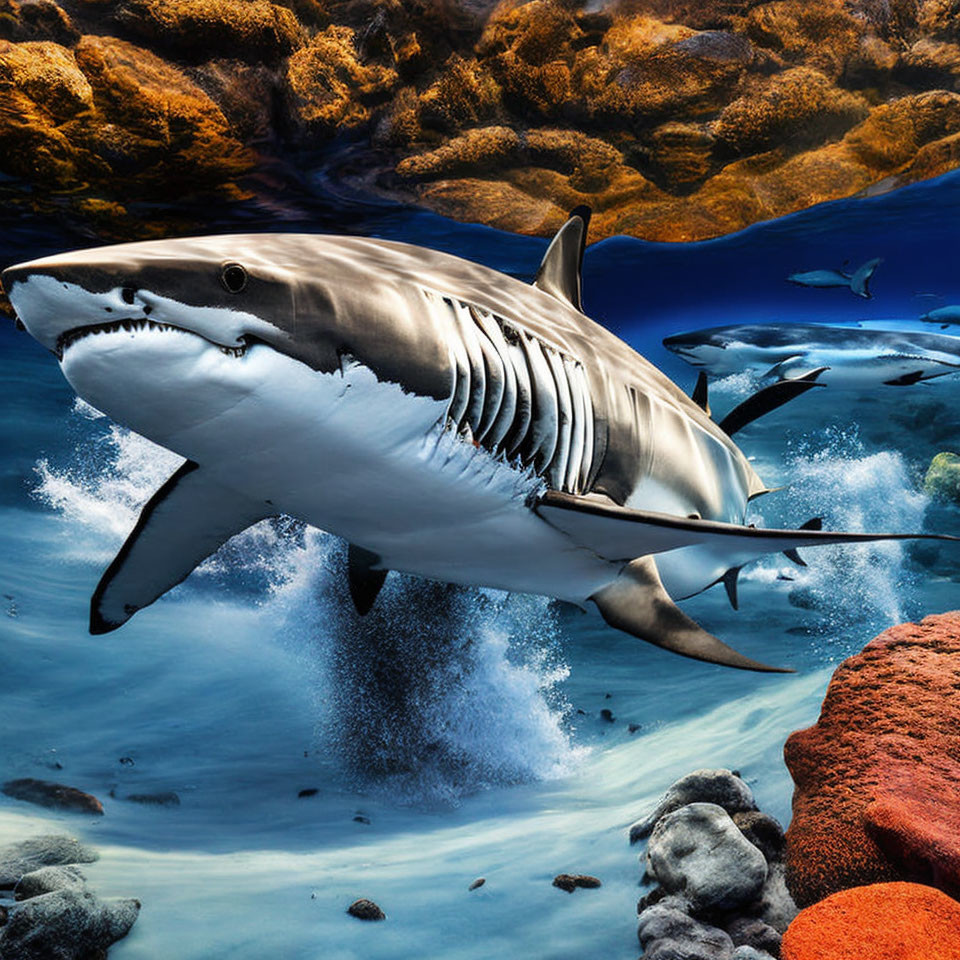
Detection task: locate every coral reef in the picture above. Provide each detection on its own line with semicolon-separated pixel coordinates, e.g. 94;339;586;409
2;0;960;239
781;882;960;960
784;612;960;908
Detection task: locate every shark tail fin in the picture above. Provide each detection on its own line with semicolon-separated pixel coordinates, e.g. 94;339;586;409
851;258;881;299
591;556;791;672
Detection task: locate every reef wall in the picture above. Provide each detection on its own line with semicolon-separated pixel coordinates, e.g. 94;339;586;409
3;0;960;240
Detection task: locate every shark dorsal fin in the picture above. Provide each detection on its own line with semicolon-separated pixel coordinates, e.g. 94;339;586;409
533;206;591;312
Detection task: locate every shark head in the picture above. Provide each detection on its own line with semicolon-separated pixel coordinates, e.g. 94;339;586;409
662;330;731;369
3;235;454;454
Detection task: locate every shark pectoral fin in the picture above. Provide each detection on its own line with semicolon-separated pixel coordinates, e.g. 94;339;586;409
719;368;827;436
591;556;790;672
347;544;388;615
535;490;958;562
90;461;269;635
533;206;591;312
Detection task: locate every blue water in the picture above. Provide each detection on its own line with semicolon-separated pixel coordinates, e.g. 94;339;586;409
1;171;959;958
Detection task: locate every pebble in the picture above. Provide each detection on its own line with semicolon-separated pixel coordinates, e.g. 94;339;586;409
552;873;602;892
2;779;104;815
347;898;385;921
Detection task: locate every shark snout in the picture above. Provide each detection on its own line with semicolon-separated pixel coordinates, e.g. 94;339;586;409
3;259;290;359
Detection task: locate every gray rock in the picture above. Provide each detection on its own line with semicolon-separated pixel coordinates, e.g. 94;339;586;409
727;917;781;956
750;861;797;934
638;902;735;959
0;837;98;889
15;867;86;900
731;948;774;960
630;770;757;842
731;812;786;864
646;803;767;912
0;890;139;960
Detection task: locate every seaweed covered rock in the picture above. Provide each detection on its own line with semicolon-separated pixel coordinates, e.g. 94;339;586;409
112;0;303;63
781;882;960;960
924;452;960;503
784;612;960;907
284;25;397;137
0;33;254;196
714;67;869;157
0;0;78;44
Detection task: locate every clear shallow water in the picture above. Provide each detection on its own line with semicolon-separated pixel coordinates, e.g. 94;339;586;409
1;172;960;958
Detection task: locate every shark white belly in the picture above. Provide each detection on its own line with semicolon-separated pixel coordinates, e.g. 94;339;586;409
60;323;616;604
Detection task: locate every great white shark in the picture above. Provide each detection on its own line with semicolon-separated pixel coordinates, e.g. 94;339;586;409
664;322;960;389
4;211;953;673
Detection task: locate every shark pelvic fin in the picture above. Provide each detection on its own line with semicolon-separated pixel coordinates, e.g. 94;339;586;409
719;367;828;436
692;371;710;416
90;462;269;634
348;544;388;615
591;556;790;672
535;490;957;563
783;520;820;565
533;206;591;312
722;566;742;610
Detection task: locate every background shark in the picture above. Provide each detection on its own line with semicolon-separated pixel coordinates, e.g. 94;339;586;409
4;212;952;673
664;322;960;389
921;305;960;328
787;258;881;298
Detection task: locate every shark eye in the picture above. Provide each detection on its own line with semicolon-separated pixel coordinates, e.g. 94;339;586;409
220;263;247;294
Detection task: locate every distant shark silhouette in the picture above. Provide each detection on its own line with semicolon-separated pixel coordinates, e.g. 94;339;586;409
4;211;953;672
921;305;960;329
664;322;960;389
787;258;881;298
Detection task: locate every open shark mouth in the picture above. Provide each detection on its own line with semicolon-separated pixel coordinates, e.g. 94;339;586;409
56;319;249;360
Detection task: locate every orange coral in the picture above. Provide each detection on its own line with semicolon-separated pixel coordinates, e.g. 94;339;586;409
784;612;960;908
781;882;960;960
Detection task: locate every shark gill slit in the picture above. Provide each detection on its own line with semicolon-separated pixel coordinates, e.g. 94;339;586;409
434;293;592;495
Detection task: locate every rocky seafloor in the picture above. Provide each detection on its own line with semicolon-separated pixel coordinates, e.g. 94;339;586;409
4;0;960;244
4;612;960;957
